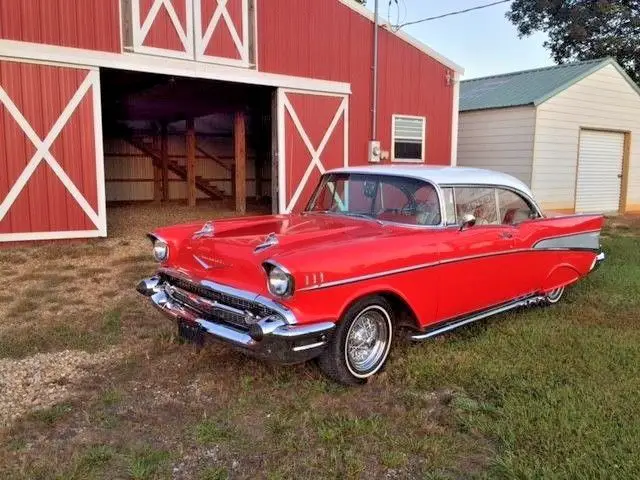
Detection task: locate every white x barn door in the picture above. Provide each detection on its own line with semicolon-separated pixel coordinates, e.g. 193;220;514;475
131;0;194;59
194;0;251;67
0;59;106;242
277;89;349;213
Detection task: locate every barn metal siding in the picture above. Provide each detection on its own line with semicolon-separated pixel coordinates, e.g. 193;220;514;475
0;61;100;236
0;0;121;52
257;0;454;166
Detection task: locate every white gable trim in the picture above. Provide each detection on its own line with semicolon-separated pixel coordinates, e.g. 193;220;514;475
0;39;351;95
336;0;464;74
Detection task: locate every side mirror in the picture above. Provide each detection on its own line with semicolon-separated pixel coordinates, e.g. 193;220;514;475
459;213;476;231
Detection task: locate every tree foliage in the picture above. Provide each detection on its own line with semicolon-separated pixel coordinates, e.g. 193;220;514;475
506;0;640;84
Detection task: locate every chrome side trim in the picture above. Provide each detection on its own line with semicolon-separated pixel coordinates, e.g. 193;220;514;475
533;231;600;251
297;245;601;292
411;295;545;340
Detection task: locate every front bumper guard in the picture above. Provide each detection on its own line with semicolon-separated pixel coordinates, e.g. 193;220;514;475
137;276;335;364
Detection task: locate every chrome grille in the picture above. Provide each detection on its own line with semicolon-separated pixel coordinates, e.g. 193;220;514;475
161;275;277;329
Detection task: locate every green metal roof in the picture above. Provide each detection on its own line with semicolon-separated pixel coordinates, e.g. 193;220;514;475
459;58;637;112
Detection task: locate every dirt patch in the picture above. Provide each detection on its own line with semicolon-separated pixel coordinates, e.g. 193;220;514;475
0;348;125;427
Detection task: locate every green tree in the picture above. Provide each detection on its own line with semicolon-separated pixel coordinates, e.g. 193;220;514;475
506;0;639;84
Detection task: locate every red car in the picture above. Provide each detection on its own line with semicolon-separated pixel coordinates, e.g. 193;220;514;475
137;166;605;385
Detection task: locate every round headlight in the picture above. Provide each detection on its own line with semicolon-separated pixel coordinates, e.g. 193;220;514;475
152;241;169;262
268;266;292;297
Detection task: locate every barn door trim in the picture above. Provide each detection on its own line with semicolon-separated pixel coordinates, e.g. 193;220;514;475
0;63;106;242
194;0;251;67
131;0;194;59
277;89;349;214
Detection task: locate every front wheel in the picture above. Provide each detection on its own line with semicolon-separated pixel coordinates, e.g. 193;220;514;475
317;296;393;385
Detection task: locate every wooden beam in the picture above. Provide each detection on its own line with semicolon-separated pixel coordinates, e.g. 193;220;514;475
234;111;247;214
161;122;169;201
196;145;232;173
186;118;197;207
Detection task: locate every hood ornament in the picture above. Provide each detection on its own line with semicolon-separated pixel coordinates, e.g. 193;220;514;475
193;221;214;239
254;232;279;253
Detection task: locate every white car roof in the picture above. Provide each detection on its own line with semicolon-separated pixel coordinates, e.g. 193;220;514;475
327;165;535;198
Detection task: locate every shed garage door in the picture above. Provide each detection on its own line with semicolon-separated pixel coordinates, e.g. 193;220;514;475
575;130;624;213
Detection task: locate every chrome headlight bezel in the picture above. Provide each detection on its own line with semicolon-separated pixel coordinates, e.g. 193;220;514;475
147;234;169;263
264;262;294;298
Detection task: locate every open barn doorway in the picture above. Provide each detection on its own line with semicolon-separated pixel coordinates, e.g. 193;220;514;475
99;68;274;217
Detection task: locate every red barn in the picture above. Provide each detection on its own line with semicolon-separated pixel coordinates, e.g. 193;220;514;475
0;0;463;243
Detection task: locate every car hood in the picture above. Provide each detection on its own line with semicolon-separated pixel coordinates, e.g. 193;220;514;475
158;214;388;293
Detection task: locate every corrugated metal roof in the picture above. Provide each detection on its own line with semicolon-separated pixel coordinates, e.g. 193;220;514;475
460;58;614;112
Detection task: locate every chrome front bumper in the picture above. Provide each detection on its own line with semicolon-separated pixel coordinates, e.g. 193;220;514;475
137;276;335;364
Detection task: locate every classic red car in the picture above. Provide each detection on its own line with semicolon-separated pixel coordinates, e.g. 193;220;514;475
137;166;605;385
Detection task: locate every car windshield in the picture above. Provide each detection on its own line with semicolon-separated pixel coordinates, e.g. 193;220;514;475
306;173;442;226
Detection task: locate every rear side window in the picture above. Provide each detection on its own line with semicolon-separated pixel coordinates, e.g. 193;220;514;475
454;187;498;225
497;189;538;224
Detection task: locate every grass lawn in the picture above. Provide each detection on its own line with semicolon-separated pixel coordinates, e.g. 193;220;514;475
0;205;638;479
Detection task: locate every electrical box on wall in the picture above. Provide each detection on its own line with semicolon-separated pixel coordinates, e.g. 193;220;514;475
368;140;381;163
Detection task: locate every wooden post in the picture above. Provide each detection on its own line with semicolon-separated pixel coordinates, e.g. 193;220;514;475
153;132;162;202
234;111;247;214
186;118;196;207
255;155;263;201
161;122;169;201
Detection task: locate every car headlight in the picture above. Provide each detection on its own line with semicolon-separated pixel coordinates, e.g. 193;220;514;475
267;265;294;297
152;240;169;262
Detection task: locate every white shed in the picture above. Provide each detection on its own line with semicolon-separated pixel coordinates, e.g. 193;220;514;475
457;58;640;214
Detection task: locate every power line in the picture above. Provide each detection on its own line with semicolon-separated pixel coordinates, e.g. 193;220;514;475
392;0;512;31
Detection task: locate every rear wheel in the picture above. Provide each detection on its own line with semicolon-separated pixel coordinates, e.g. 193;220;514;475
545;286;565;304
317;296;393;385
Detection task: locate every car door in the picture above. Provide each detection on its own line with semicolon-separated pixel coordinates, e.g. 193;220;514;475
435;186;522;321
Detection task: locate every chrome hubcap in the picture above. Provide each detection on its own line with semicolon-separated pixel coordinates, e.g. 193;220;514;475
546;287;564;302
346;307;390;374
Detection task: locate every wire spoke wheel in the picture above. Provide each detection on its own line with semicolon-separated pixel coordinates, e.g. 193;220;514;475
345;306;391;376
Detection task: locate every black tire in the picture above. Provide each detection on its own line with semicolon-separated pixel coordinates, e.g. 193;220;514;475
317;296;394;386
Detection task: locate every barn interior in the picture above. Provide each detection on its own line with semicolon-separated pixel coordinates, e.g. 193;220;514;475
99;68;274;215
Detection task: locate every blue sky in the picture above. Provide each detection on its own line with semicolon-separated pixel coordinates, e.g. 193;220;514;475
367;0;554;79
